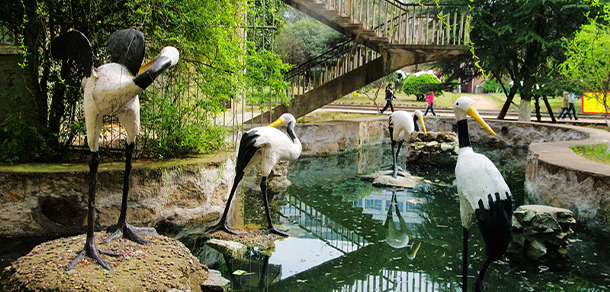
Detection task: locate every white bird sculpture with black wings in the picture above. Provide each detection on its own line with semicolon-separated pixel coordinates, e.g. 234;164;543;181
388;110;426;178
52;29;179;270
452;96;512;292
208;113;302;237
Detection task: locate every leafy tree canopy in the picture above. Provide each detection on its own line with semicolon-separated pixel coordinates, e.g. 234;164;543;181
0;0;288;162
560;4;610;118
469;0;599;120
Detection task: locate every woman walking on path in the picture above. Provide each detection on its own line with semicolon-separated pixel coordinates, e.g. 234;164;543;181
567;92;579;120
424;91;436;116
380;83;398;114
557;92;572;120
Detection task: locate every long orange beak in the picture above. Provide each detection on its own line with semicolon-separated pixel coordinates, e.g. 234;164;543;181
466;106;496;136
268;117;284;127
418;115;427;134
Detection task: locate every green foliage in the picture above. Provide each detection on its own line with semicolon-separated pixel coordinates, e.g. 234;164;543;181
0;0;291;162
482;78;501;93
402;74;441;101
560;5;610;115
275;19;348;65
469;0;598;119
0;114;55;163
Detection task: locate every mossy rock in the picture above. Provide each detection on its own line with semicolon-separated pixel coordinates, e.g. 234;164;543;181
1;233;209;291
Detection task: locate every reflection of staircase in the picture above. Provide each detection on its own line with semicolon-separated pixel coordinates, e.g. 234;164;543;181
248;0;470;124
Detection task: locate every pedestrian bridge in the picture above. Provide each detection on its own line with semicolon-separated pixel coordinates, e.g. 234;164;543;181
248;0;470;124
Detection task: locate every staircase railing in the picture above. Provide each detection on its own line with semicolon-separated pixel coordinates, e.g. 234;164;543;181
284;40;380;99
314;0;470;46
283;1;469;100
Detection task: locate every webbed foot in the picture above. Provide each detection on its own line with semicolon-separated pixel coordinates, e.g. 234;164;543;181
103;223;157;245
264;226;289;237
207;222;238;235
66;242;120;271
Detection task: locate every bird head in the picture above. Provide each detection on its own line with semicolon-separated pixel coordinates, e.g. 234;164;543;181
138;46;180;75
453;96;496;136
413;110;427;134
268;113;296;127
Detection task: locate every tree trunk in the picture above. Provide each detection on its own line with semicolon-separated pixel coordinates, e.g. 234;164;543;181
519;99;532;122
543;95;556;123
497;83;517;119
23;0;47;129
606;119;610;154
534;95;541;122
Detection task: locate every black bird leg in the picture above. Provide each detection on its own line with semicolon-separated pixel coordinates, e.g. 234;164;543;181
394;140;405;178
261;177;288;237
207;172;243;235
463;227;470;292
66;152;120;271
104;142;157;245
473;257;492;292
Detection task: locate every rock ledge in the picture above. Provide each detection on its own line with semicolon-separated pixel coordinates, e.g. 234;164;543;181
1;233;228;292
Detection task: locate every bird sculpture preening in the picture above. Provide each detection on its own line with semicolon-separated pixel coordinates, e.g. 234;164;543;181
208;113;302;237
452;96;512;292
388;110;426;178
52;29;179;270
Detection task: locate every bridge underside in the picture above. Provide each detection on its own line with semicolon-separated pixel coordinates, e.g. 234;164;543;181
248;45;467;125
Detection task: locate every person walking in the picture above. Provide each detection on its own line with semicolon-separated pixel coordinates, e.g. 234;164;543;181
424;90;436;116
380;83;398;114
557;92;571;120
567;91;578;120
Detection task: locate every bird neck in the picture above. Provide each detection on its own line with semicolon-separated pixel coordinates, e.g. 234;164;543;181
413;115;419;132
286;121;297;142
457;119;471;149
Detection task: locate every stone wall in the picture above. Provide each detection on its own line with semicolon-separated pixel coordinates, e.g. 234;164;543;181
525;126;610;227
0;153;237;237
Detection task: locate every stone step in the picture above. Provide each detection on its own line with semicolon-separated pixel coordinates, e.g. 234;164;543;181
307;2;328;12
368;36;390;44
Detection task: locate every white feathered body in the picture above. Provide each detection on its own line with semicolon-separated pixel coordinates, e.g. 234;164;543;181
390;111;415;141
455;147;511;229
83;63;142;151
245;126;302;176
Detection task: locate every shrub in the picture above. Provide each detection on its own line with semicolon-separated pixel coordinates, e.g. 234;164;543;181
402;74;441;101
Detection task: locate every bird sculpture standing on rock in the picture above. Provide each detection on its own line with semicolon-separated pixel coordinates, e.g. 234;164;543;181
52;28;179;270
208;113;302;237
388;110;426;178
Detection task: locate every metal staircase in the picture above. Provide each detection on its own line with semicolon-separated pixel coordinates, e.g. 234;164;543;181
248;0;470;124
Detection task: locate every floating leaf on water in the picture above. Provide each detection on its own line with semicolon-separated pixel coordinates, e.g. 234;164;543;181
232;270;248;275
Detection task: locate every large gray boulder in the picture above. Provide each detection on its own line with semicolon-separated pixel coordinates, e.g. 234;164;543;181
511;205;576;259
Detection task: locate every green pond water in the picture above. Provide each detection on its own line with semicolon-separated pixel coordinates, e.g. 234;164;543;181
1;144;608;292
179;144;609;292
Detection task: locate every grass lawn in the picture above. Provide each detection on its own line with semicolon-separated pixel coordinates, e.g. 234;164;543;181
571;143;610;165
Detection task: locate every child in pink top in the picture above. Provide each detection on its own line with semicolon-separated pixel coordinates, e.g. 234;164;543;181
424;91;436;116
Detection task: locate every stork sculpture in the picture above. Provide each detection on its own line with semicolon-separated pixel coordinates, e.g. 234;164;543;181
52;29;179;270
452;96;512;292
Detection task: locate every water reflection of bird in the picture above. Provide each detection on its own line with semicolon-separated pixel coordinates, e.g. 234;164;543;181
384;191;421;260
52;29;179;270
388;110;426;178
208;113;302;237
452;97;512;292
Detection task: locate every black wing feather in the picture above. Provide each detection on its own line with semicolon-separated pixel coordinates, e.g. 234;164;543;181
51;30;93;77
235;130;261;174
475;192;513;261
107;29;145;76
